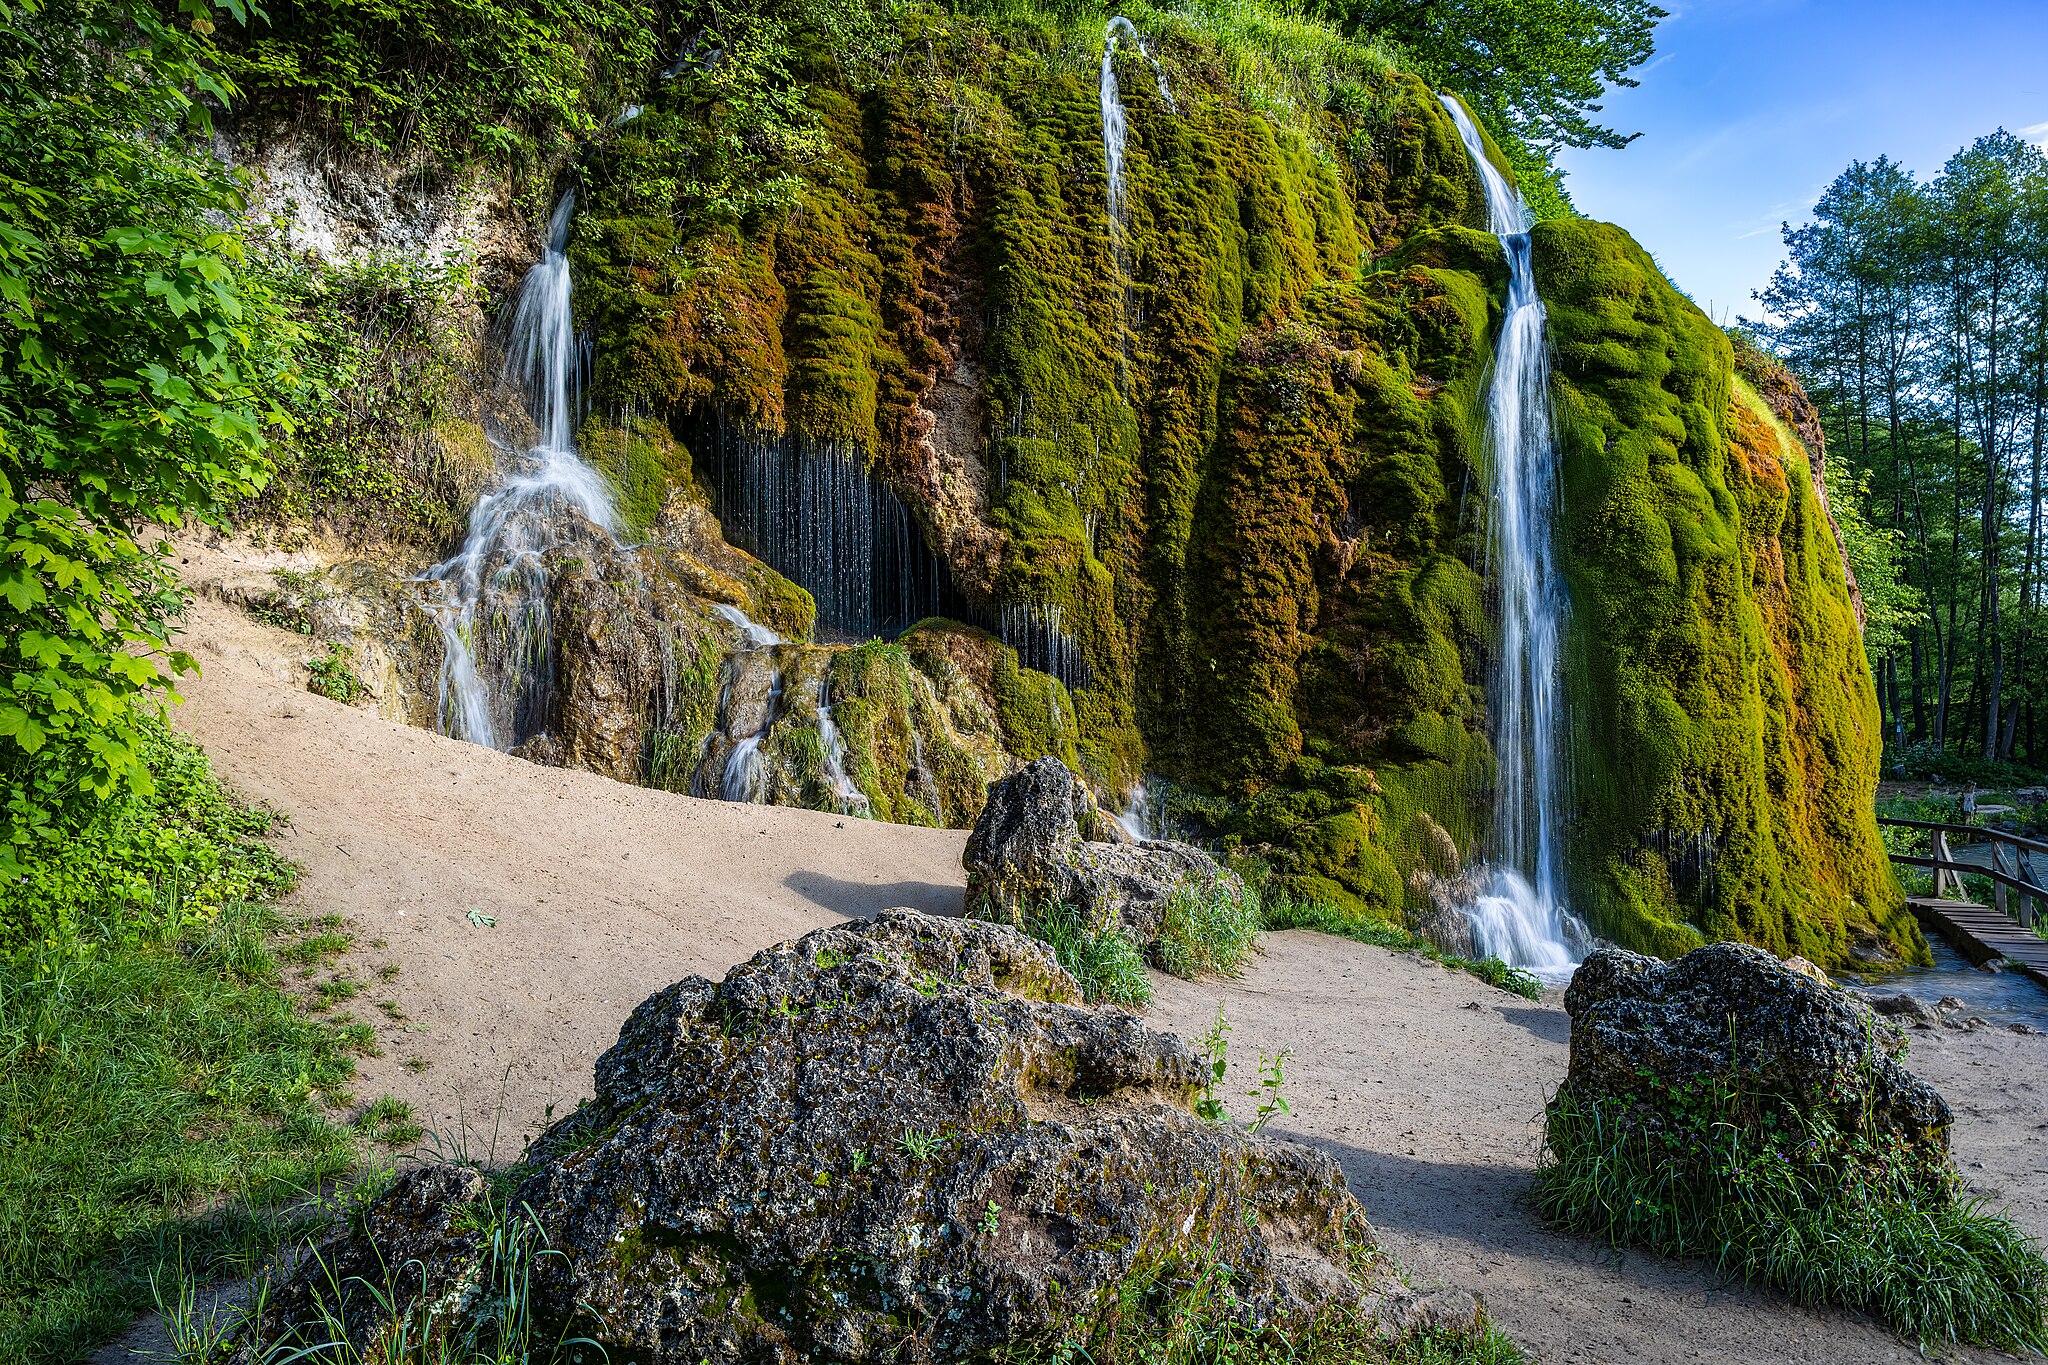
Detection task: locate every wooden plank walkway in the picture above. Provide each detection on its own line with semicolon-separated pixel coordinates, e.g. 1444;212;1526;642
1907;896;2048;991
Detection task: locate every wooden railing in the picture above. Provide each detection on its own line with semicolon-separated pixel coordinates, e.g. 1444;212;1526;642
1876;817;2047;929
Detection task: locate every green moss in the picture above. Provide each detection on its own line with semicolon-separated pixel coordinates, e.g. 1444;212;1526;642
1535;217;1918;968
581;415;696;533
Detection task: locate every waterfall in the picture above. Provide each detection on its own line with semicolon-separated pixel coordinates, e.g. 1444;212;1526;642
707;604;783;803
1000;603;1090;691
420;191;619;751
1100;16;1174;230
1438;95;1586;977
1115;778;1154;841
697;420;967;641
814;677;871;817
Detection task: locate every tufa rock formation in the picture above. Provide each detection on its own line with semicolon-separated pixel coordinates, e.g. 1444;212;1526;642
965;758;1244;946
213;0;1914;968
1559;943;1952;1174
244;911;1466;1361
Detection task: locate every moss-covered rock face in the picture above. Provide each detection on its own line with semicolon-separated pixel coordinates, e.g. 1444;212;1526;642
269;3;1904;964
554;12;1516;915
1536;219;1917;966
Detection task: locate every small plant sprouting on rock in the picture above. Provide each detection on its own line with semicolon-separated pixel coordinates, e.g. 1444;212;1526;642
849;1148;869;1173
1195;1007;1232;1123
898;1127;945;1161
306;641;367;703
1191;1009;1294;1134
1249;1049;1293;1134
980;1200;1002;1234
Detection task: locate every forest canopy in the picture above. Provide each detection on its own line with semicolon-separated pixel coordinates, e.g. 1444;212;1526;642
1753;132;2048;775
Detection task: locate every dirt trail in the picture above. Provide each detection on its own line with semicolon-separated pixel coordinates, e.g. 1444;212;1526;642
149;540;2048;1364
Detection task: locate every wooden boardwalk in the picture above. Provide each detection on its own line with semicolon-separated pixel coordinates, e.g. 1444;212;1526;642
1907;895;2048;990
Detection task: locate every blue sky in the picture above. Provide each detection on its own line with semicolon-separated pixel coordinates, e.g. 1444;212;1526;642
1553;0;2048;325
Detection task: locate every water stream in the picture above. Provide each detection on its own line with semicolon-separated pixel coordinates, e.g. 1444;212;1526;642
419;192;619;751
1439;96;1586;976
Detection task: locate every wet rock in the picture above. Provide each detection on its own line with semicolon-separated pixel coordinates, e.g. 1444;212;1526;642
963;758;1242;944
1563;943;1952;1171
246;911;1438;1362
1857;991;1944;1030
1405;869;1480;959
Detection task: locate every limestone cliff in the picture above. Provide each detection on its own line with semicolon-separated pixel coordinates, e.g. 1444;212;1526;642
222;2;1912;966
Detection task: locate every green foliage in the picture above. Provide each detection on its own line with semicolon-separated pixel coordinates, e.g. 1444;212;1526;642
1262;895;1541;999
1754;139;2048;774
1154;874;1264;981
1535;1080;2048;1351
0;0;298;870
1024;903;1152;1007
249;248;486;546
1;716;296;955
1329;0;1666;211
306;641;367;702
215;0;658;169
0;890;361;1358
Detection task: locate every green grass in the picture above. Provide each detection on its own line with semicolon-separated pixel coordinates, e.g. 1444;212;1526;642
1155;875;1264;981
1025;903;1155;1007
0;902;363;1361
1262;898;1544;1000
1534;1084;2048;1352
0;720;372;1363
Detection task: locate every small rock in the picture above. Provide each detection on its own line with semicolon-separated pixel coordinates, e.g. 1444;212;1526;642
963;758;1242;945
2008;1022;2039;1036
1863;992;1942;1029
1782;955;1832;986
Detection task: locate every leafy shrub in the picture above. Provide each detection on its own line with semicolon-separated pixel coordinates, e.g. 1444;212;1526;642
307;641;367;703
0;715;296;956
1;0;296;871
1534;1078;2048;1351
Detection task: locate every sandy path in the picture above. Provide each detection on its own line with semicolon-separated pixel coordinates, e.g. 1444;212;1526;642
147;544;2048;1364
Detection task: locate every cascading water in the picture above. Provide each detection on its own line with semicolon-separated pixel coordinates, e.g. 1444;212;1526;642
697;420;967;641
814;678;871;816
1438;95;1586;978
420;191;619;750
1000;603;1090;691
1099;17;1173;381
708;605;783;803
1115;778;1155;842
702;603;869;817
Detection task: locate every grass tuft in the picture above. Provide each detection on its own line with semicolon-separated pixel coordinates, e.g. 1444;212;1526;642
1534;1083;2048;1351
1155;874;1263;980
1025;903;1154;1007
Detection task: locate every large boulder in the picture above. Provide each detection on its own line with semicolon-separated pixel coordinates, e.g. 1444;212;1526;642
246;911;1451;1362
964;758;1242;943
1561;943;1952;1172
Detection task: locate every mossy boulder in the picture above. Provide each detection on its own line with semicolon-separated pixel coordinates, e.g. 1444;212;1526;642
242;912;1468;1361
